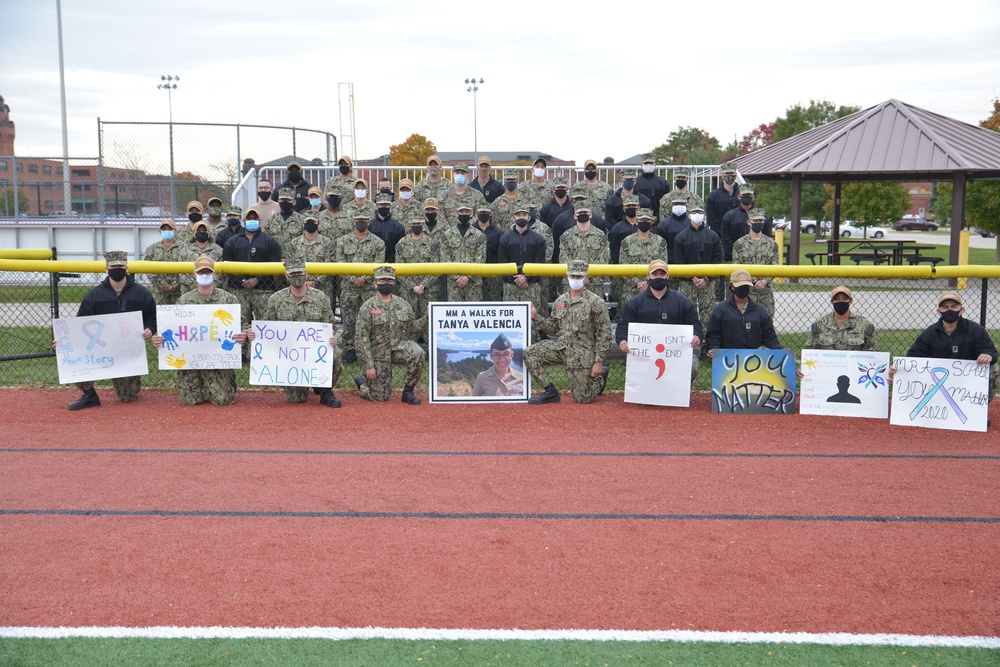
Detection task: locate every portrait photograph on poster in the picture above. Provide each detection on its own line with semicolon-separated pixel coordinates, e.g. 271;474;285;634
799;349;891;419
890;356;990;432
428;302;531;403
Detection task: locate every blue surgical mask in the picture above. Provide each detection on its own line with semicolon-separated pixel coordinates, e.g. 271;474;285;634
454;174;467;186
245;220;260;232
309;198;322;207
161;230;174;241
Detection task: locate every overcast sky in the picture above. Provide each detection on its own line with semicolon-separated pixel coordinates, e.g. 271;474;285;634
2;0;999;168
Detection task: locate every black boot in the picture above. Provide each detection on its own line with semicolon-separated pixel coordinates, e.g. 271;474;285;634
401;385;421;405
343;349;357;364
68;389;101;411
528;384;560;404
353;375;366;391
319;389;341;408
597;366;609;396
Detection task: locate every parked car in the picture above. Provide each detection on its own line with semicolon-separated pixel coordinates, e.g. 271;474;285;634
773;218;820;234
822;221;885;239
973;227;996;238
894;215;937;232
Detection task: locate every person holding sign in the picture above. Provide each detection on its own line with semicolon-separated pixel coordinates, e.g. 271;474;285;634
352;266;427;405
472;334;524;397
704;268;782;361
616;260;702;380
249;259;344;408
525;260;613;404
63;251;157;410
152;257;249;406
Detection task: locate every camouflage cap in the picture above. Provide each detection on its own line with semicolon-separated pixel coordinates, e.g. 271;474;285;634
689;202;705;213
159;218;177;230
207;196;224;207
938;291;963;306
374;265;396;280
426;154;442;166
186;200;204;212
552;176;568;188
642;154;656;164
513;202;530;214
491;333;512;351
671;193;689;204
573;201;592;213
622;168;637;179
325;179;348;195
533;157;547;168
721;161;738;173
730;268;753;287
831;286;854;301
623;194;640;207
748;207;767;221
409;212;426;225
307;186;322;197
104;250;128;267
673;166;690;178
452;162;470;172
302;211;320;222
338;155;353;166
225;205;242;216
398;178;414;190
456;202;474;212
566;259;589;276
352;210;371;220
284;258;307;275
636;207;655;220
476;202;492;213
570;185;589;200
374;193;392;205
193;256;215;272
423;197;440;210
503;168;519;180
739;183;755;195
648;259;669;273
278;188;295;201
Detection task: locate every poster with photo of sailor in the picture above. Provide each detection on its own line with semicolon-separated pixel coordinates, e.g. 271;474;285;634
428;302;531;403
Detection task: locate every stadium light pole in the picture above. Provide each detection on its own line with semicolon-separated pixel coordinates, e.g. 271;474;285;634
56;0;71;216
464;77;484;154
158;75;179;215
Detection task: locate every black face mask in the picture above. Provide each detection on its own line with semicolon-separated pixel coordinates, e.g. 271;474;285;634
584;170;597;180
107;268;127;282
339;165;351;175
940;309;961;323
379;188;392;196
376;283;394;295
410;225;423;235
303;221;319;234
504;182;517;192
377;207;392;218
477;212;491;224
195;231;211;243
625;208;638;219
740;195;754;206
576;214;590;224
327;195;342;208
647;277;669;291
457;214;472;225
188;212;203;223
257;191;271;201
732;285;751;299
622;180;635;190
227;218;240;228
554;188;568;199
675;179;687;189
832;301;850;315
425;212;437;224
279;201;294;213
514;218;529;228
288;171;302;184
750;223;765;234
637;221;652;233
355;221;368;232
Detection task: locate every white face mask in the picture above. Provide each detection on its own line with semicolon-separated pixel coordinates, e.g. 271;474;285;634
642;163;655;174
195;272;214;287
533;167;546;178
672;205;687;217
354;188;367;199
690;213;705;224
568;277;586;291
400;190;413;200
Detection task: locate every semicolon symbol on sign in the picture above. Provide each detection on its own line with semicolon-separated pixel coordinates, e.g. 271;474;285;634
654;343;666;380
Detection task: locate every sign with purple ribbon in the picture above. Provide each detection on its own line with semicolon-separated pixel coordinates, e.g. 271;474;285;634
156;304;242;370
890;356;989;432
799;349;890;419
52;311;149;384
249;320;334;388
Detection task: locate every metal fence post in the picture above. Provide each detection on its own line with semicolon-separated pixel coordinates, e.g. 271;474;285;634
12;155;19;218
981;278;988;328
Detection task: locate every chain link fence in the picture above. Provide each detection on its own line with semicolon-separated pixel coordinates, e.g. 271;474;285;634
2;264;998;396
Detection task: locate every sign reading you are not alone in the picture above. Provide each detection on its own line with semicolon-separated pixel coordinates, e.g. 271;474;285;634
250;320;334;388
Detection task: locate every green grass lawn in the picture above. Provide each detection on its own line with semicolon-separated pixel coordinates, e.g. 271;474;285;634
782;236;998;266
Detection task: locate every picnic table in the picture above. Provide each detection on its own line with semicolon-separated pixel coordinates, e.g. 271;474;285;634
806;239;943;266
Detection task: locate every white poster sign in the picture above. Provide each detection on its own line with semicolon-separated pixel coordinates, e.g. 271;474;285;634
623;323;694;407
890;356;990;432
428;302;531;403
156;303;242;370
53;311;149;384
249;320;334;388
799;349;890;419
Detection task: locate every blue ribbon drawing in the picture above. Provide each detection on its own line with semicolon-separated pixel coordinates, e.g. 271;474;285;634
316;345;328;364
909;367;967;423
253;343;264;360
857;362;887;389
82;321;107;351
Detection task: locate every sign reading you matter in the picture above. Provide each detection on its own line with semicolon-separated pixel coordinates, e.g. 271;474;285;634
156;304;242;370
623;323;694;407
53;311;149;384
250;320;334;388
712;348;797;414
890;356;989;432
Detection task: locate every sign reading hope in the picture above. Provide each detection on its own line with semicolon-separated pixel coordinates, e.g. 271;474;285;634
250;320;334;388
156;304;243;370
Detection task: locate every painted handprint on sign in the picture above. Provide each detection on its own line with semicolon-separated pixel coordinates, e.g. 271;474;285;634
220;331;237;351
159;329;179;351
165;353;187;369
213;309;234;326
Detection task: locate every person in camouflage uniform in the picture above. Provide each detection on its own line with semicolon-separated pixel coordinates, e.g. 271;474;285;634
143;219;187;305
657;165;705;217
413;154;453;203
395;212;441;319
179;221;224;293
181;200;206;246
439;162;486;222
391;178;421;223
263;188;305;255
352;265;427;405
156;257;248;406
258;259;344;408
558;202;610;298
525;260;613;404
319;180;354;242
614;208;668;310
520;157;552;207
490;169;530;233
571;158;614;216
342;177;377;222
335;210;386;363
439;202;487;301
287;210;337;308
731;207;779;318
803;286;878;351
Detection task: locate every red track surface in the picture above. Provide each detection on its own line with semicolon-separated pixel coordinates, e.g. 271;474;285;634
1;388;998;636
